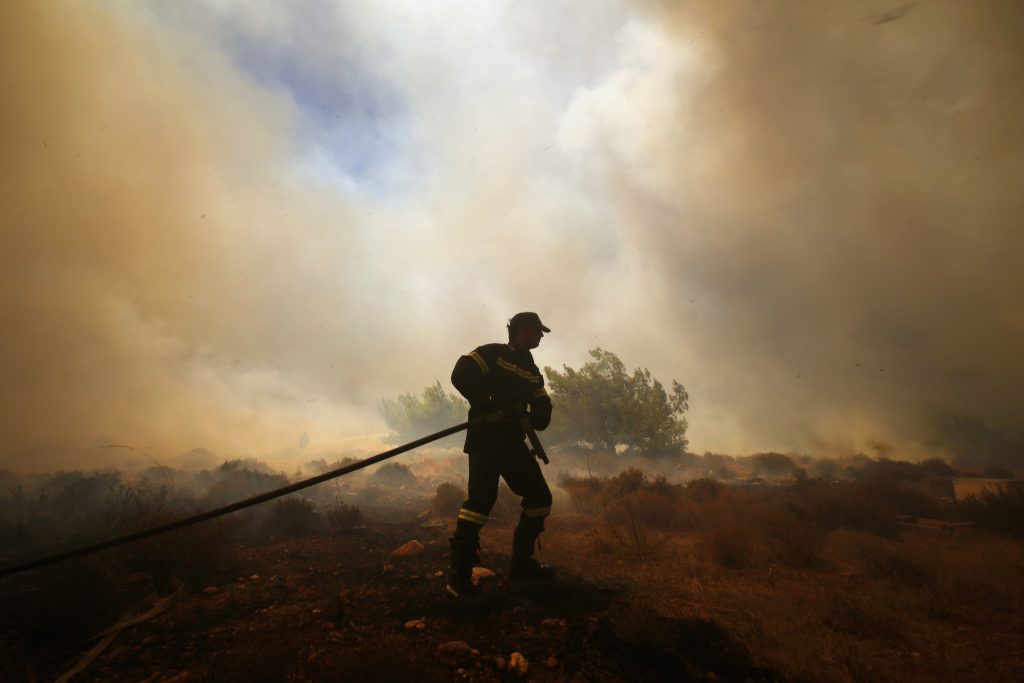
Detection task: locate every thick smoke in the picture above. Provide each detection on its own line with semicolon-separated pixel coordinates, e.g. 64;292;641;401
2;1;1022;470
560;0;1024;464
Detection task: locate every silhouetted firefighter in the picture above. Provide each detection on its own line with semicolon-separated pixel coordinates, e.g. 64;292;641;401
446;312;555;600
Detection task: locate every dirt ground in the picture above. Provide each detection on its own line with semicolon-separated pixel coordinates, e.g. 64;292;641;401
1;512;1021;682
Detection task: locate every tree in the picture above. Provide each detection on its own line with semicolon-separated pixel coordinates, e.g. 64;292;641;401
543;348;689;458
379;380;468;443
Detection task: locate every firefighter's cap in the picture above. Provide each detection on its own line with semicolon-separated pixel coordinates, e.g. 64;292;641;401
508;312;551;333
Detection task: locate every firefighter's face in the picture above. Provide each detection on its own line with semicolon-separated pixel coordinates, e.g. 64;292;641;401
516;323;544;350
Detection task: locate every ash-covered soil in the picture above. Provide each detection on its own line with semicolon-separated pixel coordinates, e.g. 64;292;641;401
1;519;777;682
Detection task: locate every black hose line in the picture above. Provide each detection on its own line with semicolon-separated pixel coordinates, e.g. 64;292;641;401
0;420;477;579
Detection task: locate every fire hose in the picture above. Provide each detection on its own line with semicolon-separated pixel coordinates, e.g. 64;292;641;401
0;415;548;579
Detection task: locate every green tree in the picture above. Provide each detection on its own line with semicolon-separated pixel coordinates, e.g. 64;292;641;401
379;380;468;443
544;348;689;457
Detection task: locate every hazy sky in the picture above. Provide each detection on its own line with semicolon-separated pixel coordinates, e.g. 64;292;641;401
2;0;1022;470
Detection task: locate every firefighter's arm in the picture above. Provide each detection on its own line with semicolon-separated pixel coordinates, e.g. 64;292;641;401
451;348;493;409
527;386;552;431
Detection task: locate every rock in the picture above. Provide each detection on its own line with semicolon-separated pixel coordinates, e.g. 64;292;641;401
471;567;496;584
382;563;396;575
494;657;507;671
404;618;427;631
201;586;219;595
249;574;260;581
540;618;567;630
128;572;152;584
392;540;425;557
508;652;529;677
546;656;559;668
328;631;344;641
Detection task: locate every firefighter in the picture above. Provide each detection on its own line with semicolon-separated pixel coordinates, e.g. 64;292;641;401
446;312;555;600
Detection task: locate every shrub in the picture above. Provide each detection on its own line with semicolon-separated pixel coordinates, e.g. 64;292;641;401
704;521;754;568
557;472;605;512
684;477;724;503
957;483;1024;537
326;499;363;531
263;497;323;537
758;507;826;568
369;461;417;488
430;481;464;518
199;468;289;507
597;468;647;506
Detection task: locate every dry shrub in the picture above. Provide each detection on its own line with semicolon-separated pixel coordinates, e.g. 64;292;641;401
931;538;1024;611
592;469;694;554
827;528;934;584
602;492;663;555
429;481;464;518
95;480;238;582
958;484;1024;537
369;461;417;488
786;480;900;537
557;472;605;512
703;520;754;568
262;497;323;537
326;499;363;531
597;468;647;506
758;507;827;568
683;477;725;503
824;593;902;640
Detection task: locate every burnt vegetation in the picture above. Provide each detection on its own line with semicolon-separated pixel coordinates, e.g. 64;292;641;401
0;444;1021;681
0;358;1021;682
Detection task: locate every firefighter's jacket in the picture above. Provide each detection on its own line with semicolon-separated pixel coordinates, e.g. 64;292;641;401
451;343;553;453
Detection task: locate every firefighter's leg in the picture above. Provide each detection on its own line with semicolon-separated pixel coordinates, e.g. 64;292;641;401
502;442;554;580
447;450;499;599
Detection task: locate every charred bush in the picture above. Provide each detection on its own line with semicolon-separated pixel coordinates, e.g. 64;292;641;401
958;483;1024;536
262;496;323;537
369;461;417;488
326;499;363;531
199;467;289;507
430;481;464;518
748;452;801;477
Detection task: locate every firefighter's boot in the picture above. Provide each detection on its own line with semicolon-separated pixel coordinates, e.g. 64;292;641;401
445;535;478;600
508;517;554;581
